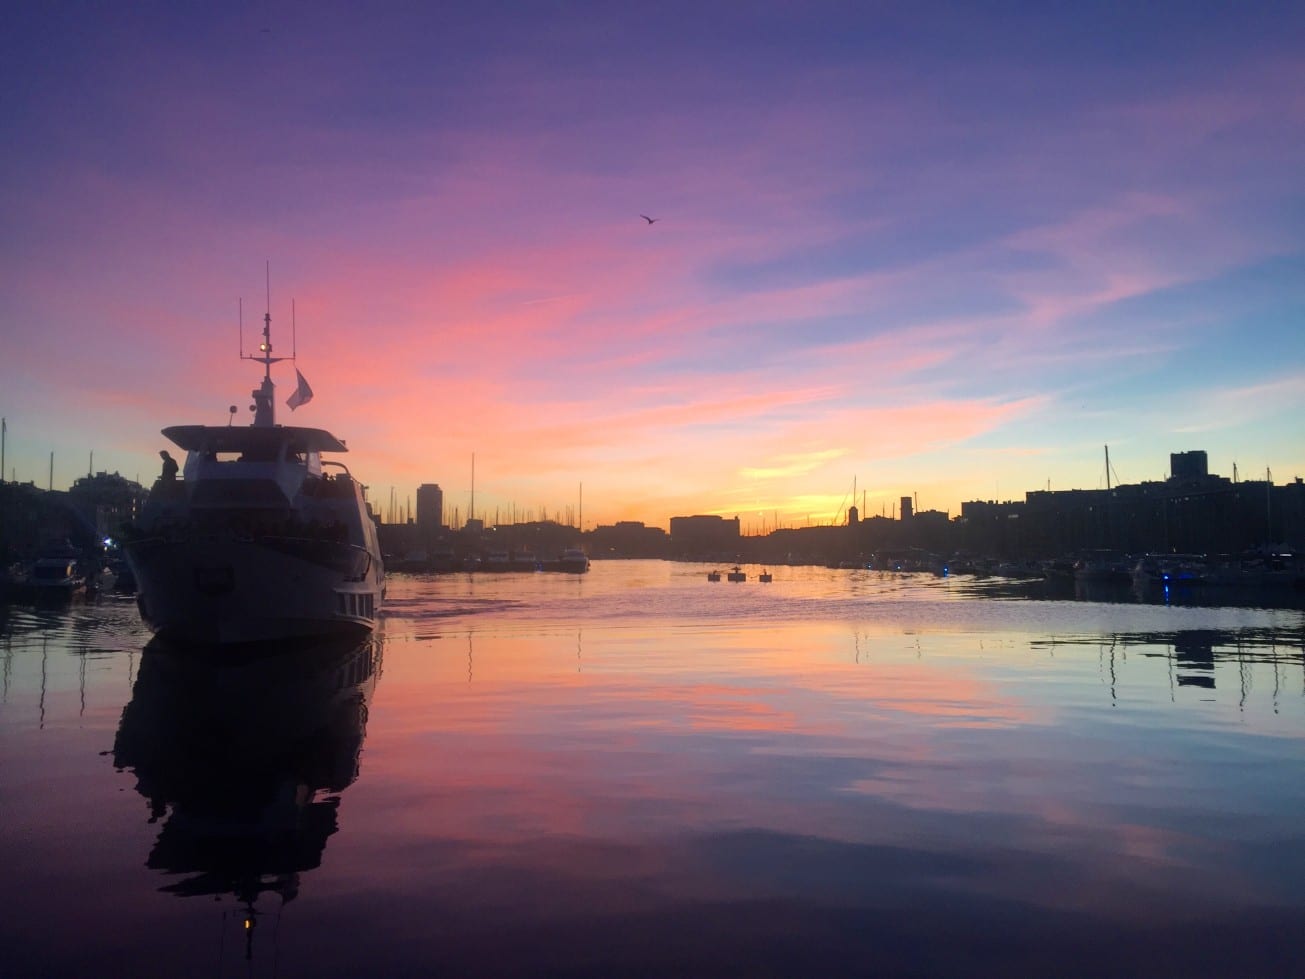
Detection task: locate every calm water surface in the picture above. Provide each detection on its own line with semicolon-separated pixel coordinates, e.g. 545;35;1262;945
2;561;1303;977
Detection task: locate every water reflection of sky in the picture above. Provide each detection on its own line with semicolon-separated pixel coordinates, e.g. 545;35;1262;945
1;566;1303;976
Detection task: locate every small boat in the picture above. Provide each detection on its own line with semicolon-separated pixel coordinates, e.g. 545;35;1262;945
1073;550;1131;584
556;547;589;573
25;555;87;597
726;566;746;582
429;545;456;573
388;549;432;573
759;570;772;583
122;303;384;645
510;550;539;572
707;570;721;582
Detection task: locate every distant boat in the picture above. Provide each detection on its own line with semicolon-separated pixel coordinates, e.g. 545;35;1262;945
707;570;721;582
122;303;384;644
388;549;432;573
556;548;589;574
759;570;773;583
1073;551;1131;584
727;566;746;582
511;549;539;572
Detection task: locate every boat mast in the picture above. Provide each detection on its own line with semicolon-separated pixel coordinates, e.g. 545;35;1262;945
245;264;287;428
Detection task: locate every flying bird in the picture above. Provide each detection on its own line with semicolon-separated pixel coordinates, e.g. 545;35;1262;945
640;214;658;225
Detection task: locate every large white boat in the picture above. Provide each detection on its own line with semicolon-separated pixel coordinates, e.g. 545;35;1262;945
123;308;384;644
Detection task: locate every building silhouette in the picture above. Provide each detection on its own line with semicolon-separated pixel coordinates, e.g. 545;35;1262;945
669;514;740;557
416;483;444;535
958;451;1303;558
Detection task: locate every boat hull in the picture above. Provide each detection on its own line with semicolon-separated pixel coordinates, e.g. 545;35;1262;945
126;536;383;645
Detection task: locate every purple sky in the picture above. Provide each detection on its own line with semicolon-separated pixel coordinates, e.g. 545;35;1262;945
2;2;1302;528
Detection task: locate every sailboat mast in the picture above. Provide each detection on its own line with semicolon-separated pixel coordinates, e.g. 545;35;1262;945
1105;445;1111;491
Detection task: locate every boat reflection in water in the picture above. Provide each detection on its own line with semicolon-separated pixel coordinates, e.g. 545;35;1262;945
112;634;381;951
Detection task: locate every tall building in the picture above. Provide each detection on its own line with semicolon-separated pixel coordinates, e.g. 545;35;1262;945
900;496;913;521
416;483;444;534
1170;451;1209;481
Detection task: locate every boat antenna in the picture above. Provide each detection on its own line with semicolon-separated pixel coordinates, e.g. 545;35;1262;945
292;299;297;360
241;263;287;427
238;298;244;358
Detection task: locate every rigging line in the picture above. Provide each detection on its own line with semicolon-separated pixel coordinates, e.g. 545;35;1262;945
832;477;855;525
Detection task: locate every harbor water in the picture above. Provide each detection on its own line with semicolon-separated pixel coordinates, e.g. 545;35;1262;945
2;561;1303;977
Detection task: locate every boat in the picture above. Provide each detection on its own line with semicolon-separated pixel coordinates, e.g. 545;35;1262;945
25;555;87;597
706;570;721;582
556;547;589;573
727;566;746;582
1073;550;1131;584
759;570;773;583
1132;554;1209;587
122;305;385;644
429;544;456;573
510;549;539;572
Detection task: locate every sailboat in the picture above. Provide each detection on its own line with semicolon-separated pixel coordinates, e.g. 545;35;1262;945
122;302;385;644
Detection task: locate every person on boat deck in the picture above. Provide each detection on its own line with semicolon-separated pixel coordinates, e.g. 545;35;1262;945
159;450;178;480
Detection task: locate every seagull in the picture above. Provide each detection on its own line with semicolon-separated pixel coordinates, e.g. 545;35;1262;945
640;214;658;225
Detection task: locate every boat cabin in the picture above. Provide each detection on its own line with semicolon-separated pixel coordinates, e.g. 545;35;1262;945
157;424;352;509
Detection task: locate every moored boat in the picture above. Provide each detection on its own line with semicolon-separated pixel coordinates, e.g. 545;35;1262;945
510;549;539;572
556;547;589;573
122;304;384;644
25;555;87;597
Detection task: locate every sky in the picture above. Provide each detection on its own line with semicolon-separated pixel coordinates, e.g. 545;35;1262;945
2;1;1303;531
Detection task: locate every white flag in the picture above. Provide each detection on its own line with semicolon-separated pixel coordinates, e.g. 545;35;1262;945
286;368;314;411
